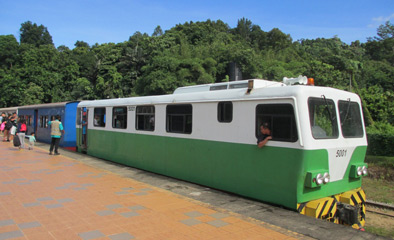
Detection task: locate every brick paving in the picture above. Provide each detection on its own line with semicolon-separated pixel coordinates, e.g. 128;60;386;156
0;140;305;240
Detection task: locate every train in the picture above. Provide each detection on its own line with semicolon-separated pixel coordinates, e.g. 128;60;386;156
1;77;368;229
1;102;79;151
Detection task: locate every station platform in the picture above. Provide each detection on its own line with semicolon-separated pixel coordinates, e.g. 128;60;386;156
0;141;307;240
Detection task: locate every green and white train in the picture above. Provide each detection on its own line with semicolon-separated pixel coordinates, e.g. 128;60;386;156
76;77;368;228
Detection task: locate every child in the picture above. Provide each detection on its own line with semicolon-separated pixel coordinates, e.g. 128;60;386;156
28;132;36;150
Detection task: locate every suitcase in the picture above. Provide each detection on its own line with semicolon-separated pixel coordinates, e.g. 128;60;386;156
13;136;21;147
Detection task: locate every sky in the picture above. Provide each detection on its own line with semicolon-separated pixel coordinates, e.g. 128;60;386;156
0;0;393;49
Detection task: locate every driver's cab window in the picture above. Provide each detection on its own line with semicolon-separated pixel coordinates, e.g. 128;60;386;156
308;97;338;139
256;104;298;142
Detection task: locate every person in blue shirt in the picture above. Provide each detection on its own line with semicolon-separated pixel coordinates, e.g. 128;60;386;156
48;115;65;155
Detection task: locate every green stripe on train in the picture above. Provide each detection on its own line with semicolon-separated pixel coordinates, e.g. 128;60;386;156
77;129;366;209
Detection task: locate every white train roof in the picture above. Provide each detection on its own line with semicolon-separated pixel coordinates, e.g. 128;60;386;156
78;79;360;108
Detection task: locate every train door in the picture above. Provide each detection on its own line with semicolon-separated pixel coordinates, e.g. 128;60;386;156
34;109;38;134
81;107;88;151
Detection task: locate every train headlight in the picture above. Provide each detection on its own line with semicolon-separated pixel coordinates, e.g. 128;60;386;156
357;167;362;176
305;170;329;188
350;164;368;179
362;166;368;176
323;172;330;184
315;173;323;185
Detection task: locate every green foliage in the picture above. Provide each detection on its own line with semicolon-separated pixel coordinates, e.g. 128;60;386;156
20;21;53;47
366;122;394;156
0;35;19;69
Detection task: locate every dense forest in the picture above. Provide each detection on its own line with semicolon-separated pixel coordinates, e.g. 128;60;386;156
0;19;393;133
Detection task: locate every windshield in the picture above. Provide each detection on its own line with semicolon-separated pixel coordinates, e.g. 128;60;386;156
308;97;339;139
338;100;364;138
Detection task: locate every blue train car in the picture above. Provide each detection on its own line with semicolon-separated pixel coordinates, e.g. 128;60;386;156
18;102;79;151
0;107;18;116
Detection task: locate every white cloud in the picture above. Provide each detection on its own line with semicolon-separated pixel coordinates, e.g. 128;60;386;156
368;13;394;28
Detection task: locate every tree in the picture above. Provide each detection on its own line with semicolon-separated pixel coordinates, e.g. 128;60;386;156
0;35;19;69
375;21;394;41
152;26;163;37
233;17;253;42
19;21;54;47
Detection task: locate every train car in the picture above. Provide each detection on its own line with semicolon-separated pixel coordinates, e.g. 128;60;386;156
76;77;368;228
18;102;79;151
0;106;18;116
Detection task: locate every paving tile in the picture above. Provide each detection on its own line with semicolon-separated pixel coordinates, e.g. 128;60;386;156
127;205;145;211
81;183;94;187
17;221;41;229
37;197;53;201
64;182;78;186
133;192;147;196
0;230;24;239
115;191;129;195
207;219;229;228
210;212;229;219
45;204;63;209
108;232;135;240
106;204;123;210
180;218;202;226
184;211;204;218
120;211;139;218
57;198;74;203
0;192;11;196
0;219;14;227
96;210;115;216
78;230;105;240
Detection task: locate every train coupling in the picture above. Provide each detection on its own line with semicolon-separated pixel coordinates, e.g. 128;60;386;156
336;203;364;231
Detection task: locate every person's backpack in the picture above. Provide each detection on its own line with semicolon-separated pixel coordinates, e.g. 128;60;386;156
5;120;12;130
13;136;21;147
20;123;27;132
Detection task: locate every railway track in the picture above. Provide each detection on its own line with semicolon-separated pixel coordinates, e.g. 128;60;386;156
366;200;394;218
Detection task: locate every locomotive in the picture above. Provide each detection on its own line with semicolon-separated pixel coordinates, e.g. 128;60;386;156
1;77;368;228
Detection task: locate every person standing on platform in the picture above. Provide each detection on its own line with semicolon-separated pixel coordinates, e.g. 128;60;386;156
48;115;65;155
16;118;27;149
9;113;18;142
28;132;36;150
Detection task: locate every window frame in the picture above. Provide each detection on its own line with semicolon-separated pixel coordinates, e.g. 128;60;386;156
218;101;233;123
93;107;106;128
338;100;364;138
112;106;127;129
136;105;155;131
166;104;193;134
255;103;298;142
308;97;339;139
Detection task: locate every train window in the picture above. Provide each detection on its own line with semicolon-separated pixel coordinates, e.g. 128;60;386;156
308;97;339;139
25;115;31;126
40;116;49;128
256;104;298;142
94;108;106;127
166;104;192;134
112;107;127;129
218;102;233;123
136;106;155;131
338;100;364;138
76;108;82;125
